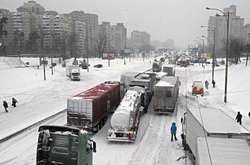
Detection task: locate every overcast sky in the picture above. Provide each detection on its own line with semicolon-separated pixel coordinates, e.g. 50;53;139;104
2;0;250;48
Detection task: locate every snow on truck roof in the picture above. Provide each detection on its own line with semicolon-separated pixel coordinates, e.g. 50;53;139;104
188;106;250;135
73;82;118;100
155;76;178;87
116;90;139;112
116;87;144;112
197;137;250;165
155;81;174;87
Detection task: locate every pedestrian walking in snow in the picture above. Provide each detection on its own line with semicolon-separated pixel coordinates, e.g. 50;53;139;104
11;97;18;107
212;80;216;88
205;80;209;89
248;112;250;118
3;100;8;112
170;122;177;141
235;112;242;125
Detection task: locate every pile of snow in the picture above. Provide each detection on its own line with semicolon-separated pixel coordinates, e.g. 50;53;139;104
0;57;25;69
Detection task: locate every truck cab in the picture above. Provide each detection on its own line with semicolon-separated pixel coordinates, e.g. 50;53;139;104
36;125;96;165
66;65;80;81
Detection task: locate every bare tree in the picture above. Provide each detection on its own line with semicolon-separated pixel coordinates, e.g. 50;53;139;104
0;17;8;56
228;38;243;64
11;30;25;55
96;32;107;58
26;31;40;53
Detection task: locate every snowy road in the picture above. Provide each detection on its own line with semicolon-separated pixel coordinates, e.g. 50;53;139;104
0;57;152;141
5;57;248;165
0;58;195;165
0;97;191;165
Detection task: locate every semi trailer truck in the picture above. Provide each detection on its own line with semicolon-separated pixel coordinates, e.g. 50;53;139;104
36;125;96;165
67;82;120;132
107;86;145;142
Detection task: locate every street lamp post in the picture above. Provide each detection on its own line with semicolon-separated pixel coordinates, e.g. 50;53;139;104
206;7;230;103
201;25;216;81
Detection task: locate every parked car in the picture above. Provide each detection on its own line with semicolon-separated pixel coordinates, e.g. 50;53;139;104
94;64;103;68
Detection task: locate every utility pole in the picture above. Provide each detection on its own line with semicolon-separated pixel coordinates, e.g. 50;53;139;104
212;28;216;81
224;12;230;103
246;44;250;66
51;57;53;75
206;7;230;103
43;57;46;80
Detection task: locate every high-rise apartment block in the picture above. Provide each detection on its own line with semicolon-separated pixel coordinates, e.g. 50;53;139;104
111;23;127;53
208;5;245;56
130;30;150;51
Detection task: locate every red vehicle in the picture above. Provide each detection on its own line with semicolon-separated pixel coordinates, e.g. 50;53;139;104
67;81;120;132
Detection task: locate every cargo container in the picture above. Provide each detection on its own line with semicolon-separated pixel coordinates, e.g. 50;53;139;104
129;73;155;112
162;64;175;76
36;125;96;165
183;106;250;158
107;86;145;142
153;76;179;113
67;82;120;131
196;137;250;165
120;72;139;99
152;60;162;72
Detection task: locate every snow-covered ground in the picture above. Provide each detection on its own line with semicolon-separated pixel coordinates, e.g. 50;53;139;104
0;57;152;140
0;57;250;165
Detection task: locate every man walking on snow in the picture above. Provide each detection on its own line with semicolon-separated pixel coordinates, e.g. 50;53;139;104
11;97;18;107
3;100;8;112
205;80;209;89
235;112;242;125
170;122;177;141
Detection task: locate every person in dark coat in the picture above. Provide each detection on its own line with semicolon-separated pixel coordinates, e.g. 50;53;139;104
3;100;8;112
248;112;250;118
212;80;216;88
235;111;242;125
205;80;209;89
11;97;18;107
170;122;177;141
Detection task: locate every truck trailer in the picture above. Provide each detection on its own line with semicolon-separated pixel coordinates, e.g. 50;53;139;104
36;125;96;165
66;65;80;81
183;106;250;158
153;76;179;114
196;137;250;165
67;82;120;131
107;86;145;142
120;72;139;99
129;73;155;112
162;64;175;76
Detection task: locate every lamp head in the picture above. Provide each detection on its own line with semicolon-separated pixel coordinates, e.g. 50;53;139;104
206;7;210;10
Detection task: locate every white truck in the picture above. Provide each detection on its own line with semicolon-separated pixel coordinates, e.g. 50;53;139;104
196;137;250;165
66;65;80;81
153;76;179;114
107;86;145;142
183;106;250;158
162;64;175;76
120;72;139;99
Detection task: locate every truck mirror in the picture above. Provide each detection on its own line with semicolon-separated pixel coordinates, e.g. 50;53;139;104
92;141;96;153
